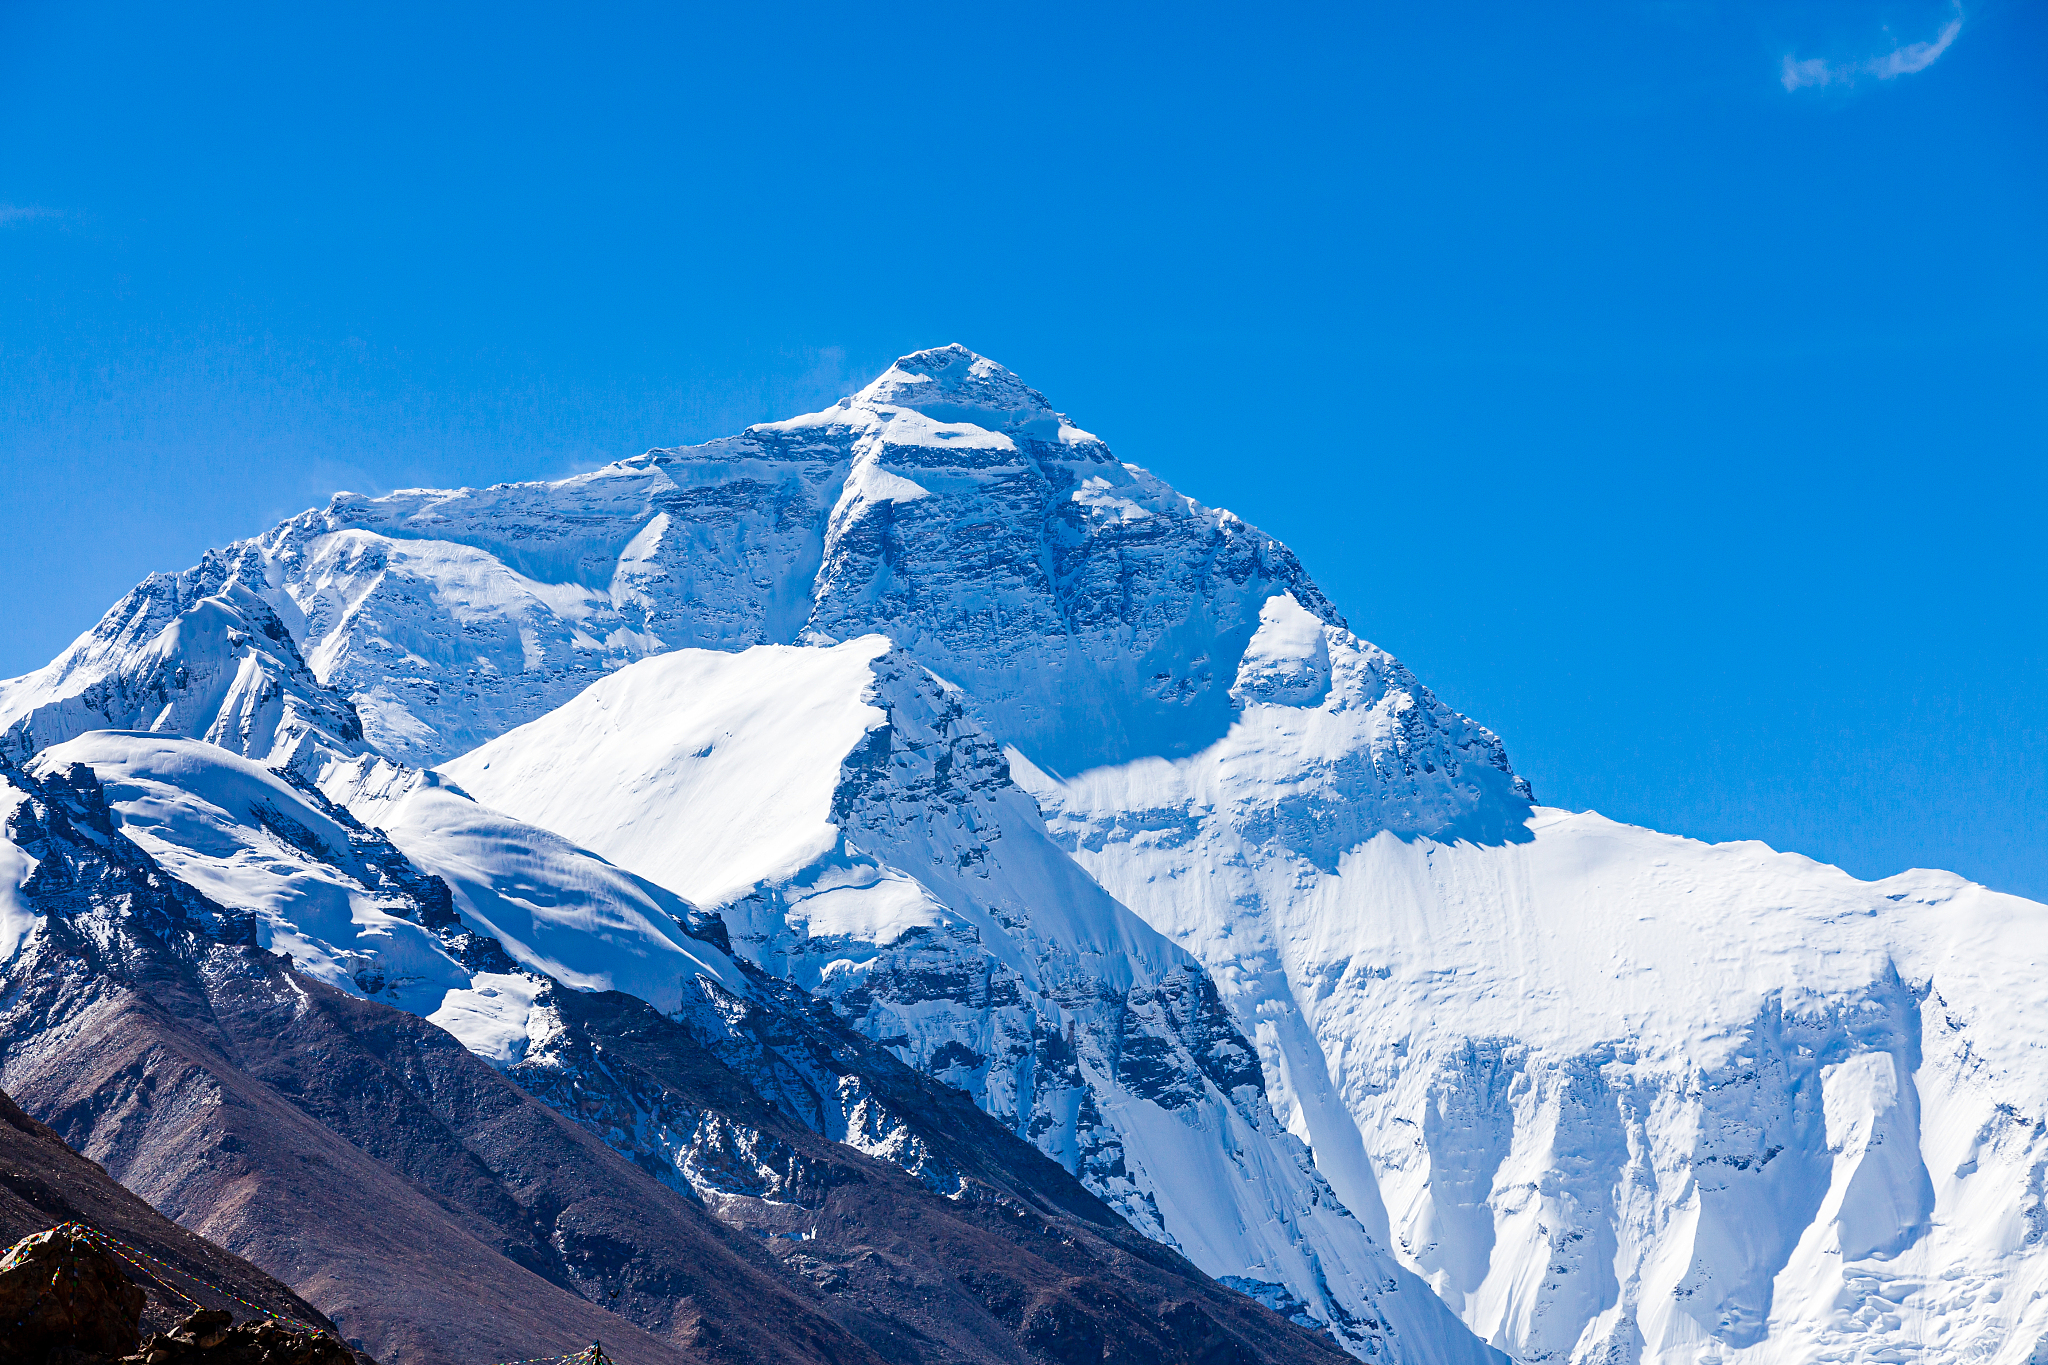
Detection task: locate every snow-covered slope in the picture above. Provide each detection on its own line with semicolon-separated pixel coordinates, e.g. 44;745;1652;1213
19;732;736;1059
7;732;1154;1268
1028;595;2048;1365
445;635;1492;1362
0;550;365;776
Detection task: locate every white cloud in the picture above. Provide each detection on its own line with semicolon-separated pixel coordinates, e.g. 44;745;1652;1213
1780;56;1837;90
1781;5;1963;90
1871;13;1962;76
0;205;61;226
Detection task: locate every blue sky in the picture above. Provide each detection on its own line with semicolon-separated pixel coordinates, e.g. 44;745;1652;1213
3;2;2042;897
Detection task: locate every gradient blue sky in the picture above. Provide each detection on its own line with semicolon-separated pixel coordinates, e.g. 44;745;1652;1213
3;2;2043;897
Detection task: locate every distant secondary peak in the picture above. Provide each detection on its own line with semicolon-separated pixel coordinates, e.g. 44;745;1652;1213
855;344;1063;436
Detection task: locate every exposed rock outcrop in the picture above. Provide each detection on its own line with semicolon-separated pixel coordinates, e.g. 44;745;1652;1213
0;1225;145;1363
120;1309;355;1365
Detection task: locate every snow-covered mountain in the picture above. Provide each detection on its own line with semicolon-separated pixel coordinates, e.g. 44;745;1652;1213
3;345;1336;776
3;344;2043;1365
439;633;1481;1358
1024;595;2048;1363
0;739;1346;1365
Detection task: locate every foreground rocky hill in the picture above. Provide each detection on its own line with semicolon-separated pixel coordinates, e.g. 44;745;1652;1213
0;1223;356;1365
0;1087;333;1342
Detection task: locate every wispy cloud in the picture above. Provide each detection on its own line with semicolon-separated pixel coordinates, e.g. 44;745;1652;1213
0;205;62;227
1782;4;1963;91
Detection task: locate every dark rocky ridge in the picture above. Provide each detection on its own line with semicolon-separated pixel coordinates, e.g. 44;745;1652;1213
121;1307;357;1365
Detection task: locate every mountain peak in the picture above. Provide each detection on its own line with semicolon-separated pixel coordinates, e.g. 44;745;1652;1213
853;343;1061;435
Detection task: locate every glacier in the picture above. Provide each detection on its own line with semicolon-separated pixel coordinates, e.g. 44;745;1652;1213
2;343;2043;1365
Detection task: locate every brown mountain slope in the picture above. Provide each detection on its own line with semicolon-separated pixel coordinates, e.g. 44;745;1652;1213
0;757;868;1365
2;926;872;1365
